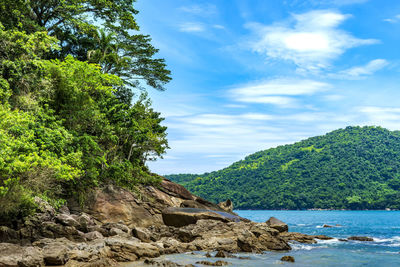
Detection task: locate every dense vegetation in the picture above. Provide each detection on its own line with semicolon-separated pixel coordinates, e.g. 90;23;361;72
0;0;170;221
168;126;400;210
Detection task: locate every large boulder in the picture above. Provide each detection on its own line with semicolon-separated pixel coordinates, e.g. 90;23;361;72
162;207;241;227
160;179;194;200
0;243;44;267
266;217;288;232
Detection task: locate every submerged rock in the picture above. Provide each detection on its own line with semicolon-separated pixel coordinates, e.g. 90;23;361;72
281;255;295;262
195;260;229;266
348;236;374;241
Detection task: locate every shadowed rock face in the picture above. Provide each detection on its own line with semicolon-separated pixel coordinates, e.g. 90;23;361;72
161;207;244;227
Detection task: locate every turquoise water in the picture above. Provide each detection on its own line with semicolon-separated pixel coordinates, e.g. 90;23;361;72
148;210;400;267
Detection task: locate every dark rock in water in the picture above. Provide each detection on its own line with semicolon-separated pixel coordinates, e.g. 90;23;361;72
144;258;194;266
339;238;348;242
279;232;316;244
205;252;212;257
323;224;333;228
195;260;229;266
265;217;288;232
218;199;233;212
162;207;241;227
281;255;295;262
238;256;251;260
313;235;334;240
348;236;374;241
215;250;229;258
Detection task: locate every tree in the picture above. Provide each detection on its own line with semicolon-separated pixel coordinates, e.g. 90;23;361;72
0;0;171;91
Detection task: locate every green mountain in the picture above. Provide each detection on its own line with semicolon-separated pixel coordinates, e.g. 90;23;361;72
167;126;400;210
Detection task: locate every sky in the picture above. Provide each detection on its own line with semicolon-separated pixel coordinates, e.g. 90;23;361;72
135;0;400;175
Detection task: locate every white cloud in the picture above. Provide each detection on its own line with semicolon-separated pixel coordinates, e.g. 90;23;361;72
178;22;206;32
247;10;378;73
230;79;330;107
384;14;400;23
331;59;388;79
358;106;400;130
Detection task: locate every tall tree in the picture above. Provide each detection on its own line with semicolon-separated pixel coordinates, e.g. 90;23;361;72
0;0;171;91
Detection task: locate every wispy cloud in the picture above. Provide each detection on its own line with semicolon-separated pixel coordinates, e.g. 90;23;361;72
179;4;218;17
178;22;206;32
358;106;400;129
230;79;330;107
246;10;378;73
330;59;388;79
383;14;400;23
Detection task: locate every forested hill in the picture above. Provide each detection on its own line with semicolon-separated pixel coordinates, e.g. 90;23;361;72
167;126;400;210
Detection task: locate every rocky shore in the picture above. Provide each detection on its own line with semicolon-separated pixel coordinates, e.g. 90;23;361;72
0;179;333;267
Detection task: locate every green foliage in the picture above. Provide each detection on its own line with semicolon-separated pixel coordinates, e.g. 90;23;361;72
0;0;170;220
168;126;400;210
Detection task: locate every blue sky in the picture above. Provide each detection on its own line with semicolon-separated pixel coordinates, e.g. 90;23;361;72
136;0;400;175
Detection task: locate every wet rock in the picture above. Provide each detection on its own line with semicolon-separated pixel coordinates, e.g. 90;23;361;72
348;236;374;241
195;260;229;266
143;258;194;267
205;252;212;258
265;217;288;233
323;224;333;228
313;235;334;240
218;200;233;213
279;232;317;244
215;250;229;258
281;255;295;262
339;238;348;242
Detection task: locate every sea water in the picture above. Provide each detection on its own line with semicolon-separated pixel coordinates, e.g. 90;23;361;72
138;210;400;267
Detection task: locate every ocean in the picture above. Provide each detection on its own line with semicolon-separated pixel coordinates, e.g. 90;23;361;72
142;210;400;267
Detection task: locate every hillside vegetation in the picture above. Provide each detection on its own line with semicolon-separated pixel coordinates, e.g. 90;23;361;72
167;126;400;210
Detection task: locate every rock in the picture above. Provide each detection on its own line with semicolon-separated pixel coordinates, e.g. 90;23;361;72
34;197;55;217
205;252;212;258
143;258;194;267
160;179;194;200
105;236;160;261
84;231;104;241
132;227;151;242
195;260;229;266
82;185;157;228
162;207;241;227
0;243;44;267
281;255;295;262
218;200;233;212
323;224;333;228
265;217;288;233
180;200;209;209
42;244;69;265
76;213;95;232
55;214;80;228
348;236;374;241
339;238;348;242
0;226;19;243
313;235;334;240
58;206;70;215
214;250;229;258
279;232;317;244
258;233;291;250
